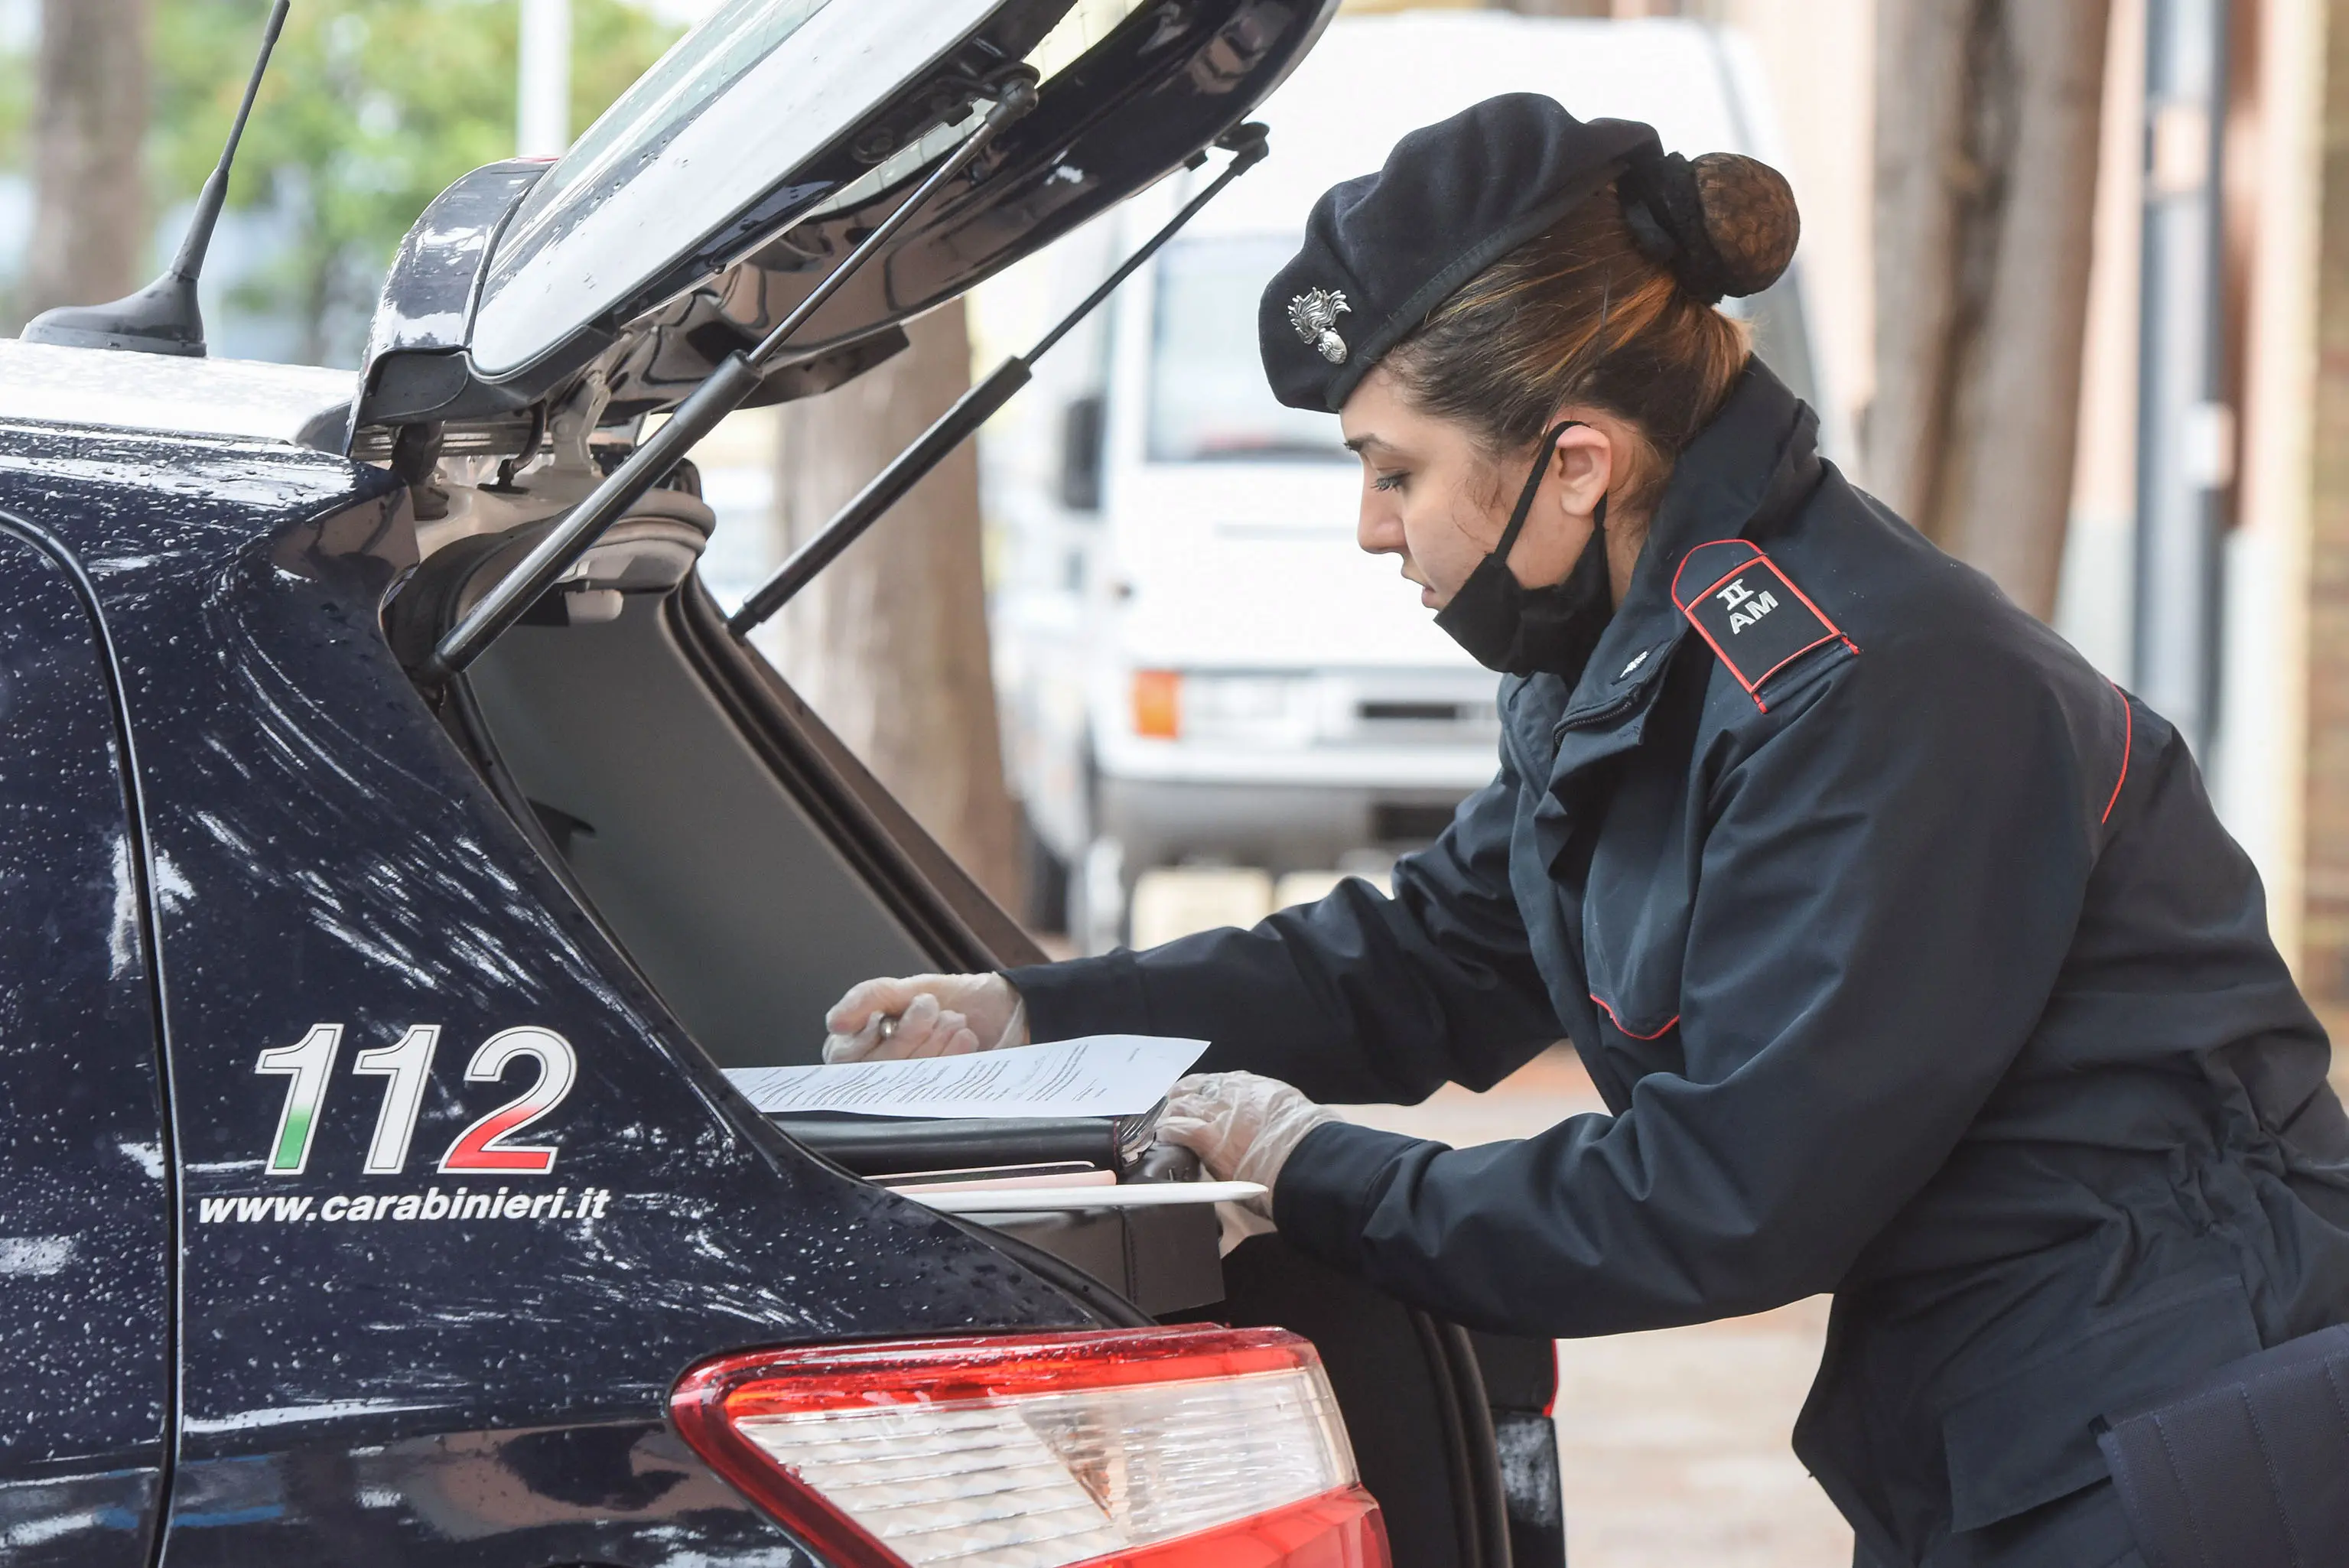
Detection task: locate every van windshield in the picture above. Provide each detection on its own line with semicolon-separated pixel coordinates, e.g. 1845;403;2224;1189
1147;236;1348;464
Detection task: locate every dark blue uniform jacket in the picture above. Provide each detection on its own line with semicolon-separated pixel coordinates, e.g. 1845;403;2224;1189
1009;364;2349;1560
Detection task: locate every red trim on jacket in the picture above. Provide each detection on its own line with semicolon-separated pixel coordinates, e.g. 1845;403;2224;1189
1590;993;1679;1040
2102;682;2133;825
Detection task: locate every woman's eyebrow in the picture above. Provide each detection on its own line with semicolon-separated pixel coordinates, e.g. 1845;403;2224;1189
1344;434;1392;456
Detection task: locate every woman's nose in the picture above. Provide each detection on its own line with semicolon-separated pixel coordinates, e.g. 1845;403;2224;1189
1358;495;1404;556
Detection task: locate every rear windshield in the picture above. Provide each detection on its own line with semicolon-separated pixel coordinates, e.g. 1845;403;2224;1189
515;0;831;237
468;0;997;377
1146;236;1348;465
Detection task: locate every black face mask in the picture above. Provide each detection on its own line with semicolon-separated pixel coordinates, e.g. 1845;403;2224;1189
1433;421;1615;678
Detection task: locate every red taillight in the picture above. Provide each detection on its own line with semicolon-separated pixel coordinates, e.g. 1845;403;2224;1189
672;1326;1391;1568
1105;1490;1387;1566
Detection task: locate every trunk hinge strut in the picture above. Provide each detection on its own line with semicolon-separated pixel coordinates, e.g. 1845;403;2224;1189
724;119;1271;638
416;70;1043;687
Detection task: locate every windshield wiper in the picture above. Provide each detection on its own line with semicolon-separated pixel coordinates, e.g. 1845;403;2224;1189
415;72;1043;688
726;120;1270;638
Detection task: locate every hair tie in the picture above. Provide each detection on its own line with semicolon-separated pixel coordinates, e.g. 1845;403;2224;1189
1619;151;1735;305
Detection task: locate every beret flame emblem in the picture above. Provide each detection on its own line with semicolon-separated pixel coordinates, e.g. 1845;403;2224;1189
1287;287;1352;364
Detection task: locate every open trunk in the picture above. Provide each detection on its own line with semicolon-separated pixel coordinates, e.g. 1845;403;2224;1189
382;494;1563;1568
353;2;1566;1558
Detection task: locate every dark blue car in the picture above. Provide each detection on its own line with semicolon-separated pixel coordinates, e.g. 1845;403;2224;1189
0;3;1561;1565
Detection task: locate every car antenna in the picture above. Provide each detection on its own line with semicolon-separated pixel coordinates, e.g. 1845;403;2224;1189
415;72;1043;689
21;0;290;357
727;121;1271;639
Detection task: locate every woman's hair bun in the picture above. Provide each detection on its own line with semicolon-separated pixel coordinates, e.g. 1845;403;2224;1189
1690;152;1800;298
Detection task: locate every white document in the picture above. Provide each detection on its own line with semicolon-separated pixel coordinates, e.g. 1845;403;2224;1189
725;1035;1209;1120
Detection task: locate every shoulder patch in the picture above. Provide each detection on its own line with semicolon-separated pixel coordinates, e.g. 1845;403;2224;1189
1670;541;1853;711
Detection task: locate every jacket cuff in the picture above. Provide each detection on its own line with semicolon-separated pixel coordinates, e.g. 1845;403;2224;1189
1272;1119;1440;1276
1000;952;1154;1043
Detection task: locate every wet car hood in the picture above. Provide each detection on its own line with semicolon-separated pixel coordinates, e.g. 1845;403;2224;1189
354;0;1335;444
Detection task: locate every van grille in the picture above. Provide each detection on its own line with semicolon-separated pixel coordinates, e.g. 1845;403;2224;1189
1358;700;1463;723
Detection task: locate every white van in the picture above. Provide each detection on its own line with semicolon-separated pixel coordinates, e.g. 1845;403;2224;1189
989;12;1840;951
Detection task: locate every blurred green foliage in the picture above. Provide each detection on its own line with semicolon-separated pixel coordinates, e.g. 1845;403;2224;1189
151;0;679;361
0;8;29;178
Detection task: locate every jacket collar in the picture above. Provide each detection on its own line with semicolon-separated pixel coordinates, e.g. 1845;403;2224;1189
1501;360;1823;781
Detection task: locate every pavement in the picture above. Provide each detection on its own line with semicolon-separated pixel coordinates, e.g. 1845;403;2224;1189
1339;1049;1855;1568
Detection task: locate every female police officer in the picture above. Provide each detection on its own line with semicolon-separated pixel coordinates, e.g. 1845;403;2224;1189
821;97;2349;1566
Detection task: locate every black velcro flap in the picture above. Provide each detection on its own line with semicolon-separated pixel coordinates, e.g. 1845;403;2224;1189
2099;1322;2349;1568
1673;545;1841;705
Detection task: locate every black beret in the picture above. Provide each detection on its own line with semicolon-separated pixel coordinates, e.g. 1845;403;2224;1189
1259;94;1662;412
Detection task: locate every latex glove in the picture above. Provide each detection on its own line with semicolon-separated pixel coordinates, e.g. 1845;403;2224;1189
821;973;1029;1063
1154;1072;1338;1221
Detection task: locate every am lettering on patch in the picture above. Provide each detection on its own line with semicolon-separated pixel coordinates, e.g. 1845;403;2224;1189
1671;542;1851;710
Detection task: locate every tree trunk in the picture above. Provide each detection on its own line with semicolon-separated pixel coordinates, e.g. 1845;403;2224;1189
18;0;151;327
2299;0;2349;1026
766;300;1024;911
1869;0;2110;620
296;241;340;369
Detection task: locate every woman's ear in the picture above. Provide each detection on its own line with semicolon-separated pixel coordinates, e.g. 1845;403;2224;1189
1547;420;1615;519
